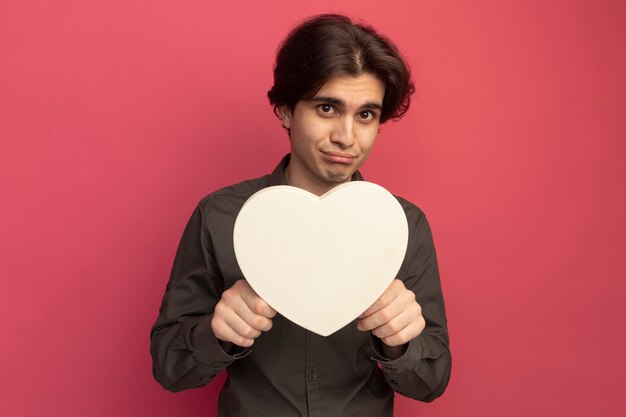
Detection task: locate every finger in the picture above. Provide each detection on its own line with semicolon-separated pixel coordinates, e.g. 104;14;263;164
358;288;415;331
370;310;415;339
358;299;404;331
239;285;277;319
222;308;263;340
212;316;255;348
359;280;404;318
224;290;274;332
380;316;426;347
225;281;276;329
236;305;274;333
213;298;262;339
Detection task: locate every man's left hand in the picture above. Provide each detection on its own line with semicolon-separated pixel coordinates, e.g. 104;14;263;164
357;279;426;350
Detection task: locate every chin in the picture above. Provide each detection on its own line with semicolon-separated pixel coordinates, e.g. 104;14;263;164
323;170;352;184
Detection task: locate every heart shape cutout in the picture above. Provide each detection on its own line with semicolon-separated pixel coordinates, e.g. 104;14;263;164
233;181;408;336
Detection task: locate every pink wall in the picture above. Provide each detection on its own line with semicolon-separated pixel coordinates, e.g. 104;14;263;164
2;1;625;416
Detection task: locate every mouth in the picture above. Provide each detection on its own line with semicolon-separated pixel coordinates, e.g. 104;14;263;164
322;151;356;164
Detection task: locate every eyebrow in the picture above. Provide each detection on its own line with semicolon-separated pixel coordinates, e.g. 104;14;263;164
307;96;383;112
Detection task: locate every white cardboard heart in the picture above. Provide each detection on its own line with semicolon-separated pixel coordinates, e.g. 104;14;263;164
233;181;408;336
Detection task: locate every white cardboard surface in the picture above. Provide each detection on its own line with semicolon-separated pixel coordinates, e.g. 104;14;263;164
233;181;409;336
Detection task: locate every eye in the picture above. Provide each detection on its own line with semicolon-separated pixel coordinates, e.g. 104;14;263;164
358;111;374;121
318;104;334;114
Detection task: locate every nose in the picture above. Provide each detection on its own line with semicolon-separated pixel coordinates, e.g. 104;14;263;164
329;117;356;149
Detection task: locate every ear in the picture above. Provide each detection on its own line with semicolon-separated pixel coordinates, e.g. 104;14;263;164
278;105;292;129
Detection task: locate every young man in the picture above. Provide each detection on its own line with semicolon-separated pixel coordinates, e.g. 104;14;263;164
151;14;451;417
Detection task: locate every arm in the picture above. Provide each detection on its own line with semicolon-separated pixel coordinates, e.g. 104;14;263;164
358;209;451;402
150;204;276;392
150;205;238;392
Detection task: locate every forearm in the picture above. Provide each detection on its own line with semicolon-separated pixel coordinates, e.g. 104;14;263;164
150;204;242;392
150;315;247;392
377;333;451;402
379;203;452;401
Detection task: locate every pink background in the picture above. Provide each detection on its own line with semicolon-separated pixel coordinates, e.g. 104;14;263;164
1;1;625;416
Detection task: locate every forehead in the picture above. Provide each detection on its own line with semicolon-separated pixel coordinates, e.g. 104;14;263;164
313;73;385;106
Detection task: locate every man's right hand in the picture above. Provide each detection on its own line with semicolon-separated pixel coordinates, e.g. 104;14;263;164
211;279;277;350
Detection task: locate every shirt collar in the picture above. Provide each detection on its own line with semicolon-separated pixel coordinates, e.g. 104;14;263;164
269;154;364;187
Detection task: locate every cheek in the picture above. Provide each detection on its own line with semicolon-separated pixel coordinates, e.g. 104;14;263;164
292;119;327;147
359;128;379;153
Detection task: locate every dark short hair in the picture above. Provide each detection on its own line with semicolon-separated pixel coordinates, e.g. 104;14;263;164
268;14;415;123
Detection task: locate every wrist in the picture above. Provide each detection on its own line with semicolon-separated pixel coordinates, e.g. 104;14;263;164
380;340;408;360
217;339;234;354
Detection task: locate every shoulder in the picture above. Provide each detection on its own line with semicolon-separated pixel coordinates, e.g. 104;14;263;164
394;195;427;225
392;195;439;277
393;194;436;247
197;174;271;215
